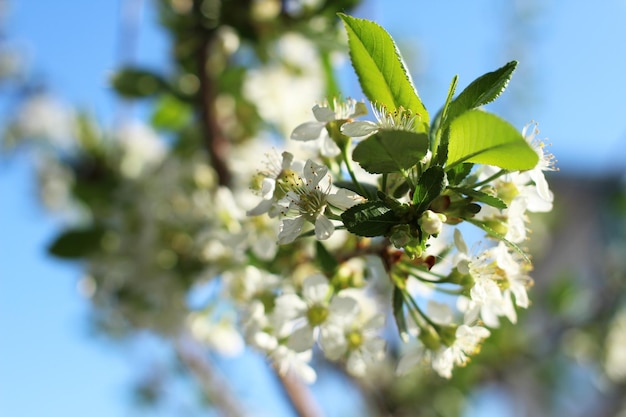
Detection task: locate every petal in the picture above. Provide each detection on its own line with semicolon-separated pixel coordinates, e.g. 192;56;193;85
274;293;307;319
314;215;334;241
302;274;330;303
312;104;337;122
246;198;274;216
302;159;328;188
287;325;316;352
396;346;426;375
327;188;365;210
319;325;347;360
453;229;468;255
349;101;369;119
278;217;305;244
329;296;359;320
291;121;325;141
320;134;341;158
340;120;378;137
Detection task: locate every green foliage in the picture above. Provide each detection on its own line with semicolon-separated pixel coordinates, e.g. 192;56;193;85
446;61;518;124
48;227;105;259
341;200;401;237
450;186;507;209
111;67;167;98
447;110;538;170
315;241;339;275
151;95;192;131
338;13;429;132
413;166;446;211
352;129;429;174
393;286;409;341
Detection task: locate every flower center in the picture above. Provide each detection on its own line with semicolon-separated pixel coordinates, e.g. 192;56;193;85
306;304;329;326
346;330;363;350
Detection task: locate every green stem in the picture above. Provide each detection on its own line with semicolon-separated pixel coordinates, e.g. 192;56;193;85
470;168;509;188
341;139;367;197
401;288;439;330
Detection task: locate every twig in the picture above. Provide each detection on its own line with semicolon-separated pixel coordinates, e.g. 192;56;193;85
198;36;232;187
175;333;246;417
274;367;325;417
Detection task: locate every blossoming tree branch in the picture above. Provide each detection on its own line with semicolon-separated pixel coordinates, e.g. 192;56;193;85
245;14;554;381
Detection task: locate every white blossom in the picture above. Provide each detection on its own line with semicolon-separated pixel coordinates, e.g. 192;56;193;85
291;98;367;157
276;159;363;244
341;102;419;138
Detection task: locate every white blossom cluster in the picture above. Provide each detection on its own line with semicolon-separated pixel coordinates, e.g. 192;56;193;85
242;98;556;380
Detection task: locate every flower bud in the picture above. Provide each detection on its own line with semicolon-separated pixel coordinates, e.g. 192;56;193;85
419;210;447;236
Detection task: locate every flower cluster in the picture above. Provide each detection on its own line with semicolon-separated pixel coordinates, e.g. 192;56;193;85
245;87;555;379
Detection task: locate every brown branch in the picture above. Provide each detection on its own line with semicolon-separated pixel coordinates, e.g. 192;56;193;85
274;367;326;417
198;36;232;187
175;333;246;417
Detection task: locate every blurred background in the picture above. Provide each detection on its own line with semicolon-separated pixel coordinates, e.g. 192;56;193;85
2;0;626;416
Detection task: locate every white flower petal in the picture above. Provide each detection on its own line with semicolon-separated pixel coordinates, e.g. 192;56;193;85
329;296;359;319
327;188;364;210
350;101;369;119
314;215;334;241
320;134;341;157
320;325;347;360
287;325;316;352
302;274;330;303
278;217;305;244
302;159;329;188
247;198;274;216
312;104;336;122
341;120;378;137
274;293;307;319
291;121;325;141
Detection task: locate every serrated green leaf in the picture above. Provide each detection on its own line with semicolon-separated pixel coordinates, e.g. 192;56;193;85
447;61;517;123
110;67;167;98
48;227;105;259
352;129;428;174
413;166;446;211
341;200;400;237
447;163;474;186
393;286;409;342
338;13;429;132
447;110;538;170
450;186;507;209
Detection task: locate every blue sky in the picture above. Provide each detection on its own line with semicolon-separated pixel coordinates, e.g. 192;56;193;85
2;1;626;416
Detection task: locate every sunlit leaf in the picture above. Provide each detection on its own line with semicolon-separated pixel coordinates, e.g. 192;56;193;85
447;110;538;170
338;13;429;132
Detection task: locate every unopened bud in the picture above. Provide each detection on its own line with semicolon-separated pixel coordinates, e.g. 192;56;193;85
419;210;447;235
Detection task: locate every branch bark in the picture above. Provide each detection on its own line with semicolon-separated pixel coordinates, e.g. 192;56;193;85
198;36;232;187
274;367;326;417
175;333;246;417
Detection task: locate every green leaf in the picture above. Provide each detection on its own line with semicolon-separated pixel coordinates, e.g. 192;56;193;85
110;67;167;98
315;241;338;275
352;129;428;174
48;227;105;259
447;110;538;170
393;286;409;342
413;166;446;211
338;13;429;131
151;95;192;130
450;186;507;209
447;163;474;186
447;61;518;123
341;200;400;237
